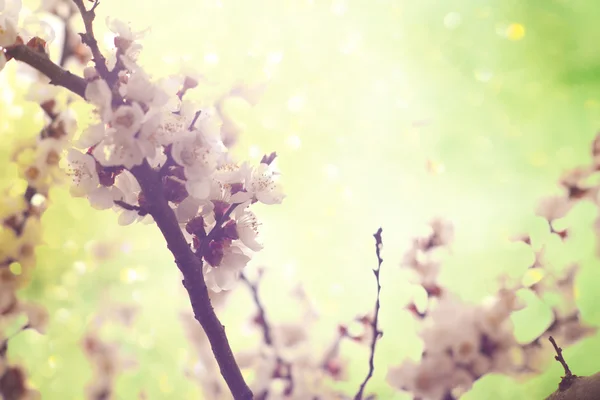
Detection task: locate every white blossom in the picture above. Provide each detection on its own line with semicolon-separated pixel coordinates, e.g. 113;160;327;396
234;208;263;251
0;0;21;47
236;162;285;205
113;171;146;225
535;195;573;221
85;79;113;122
0;51;7;72
203;244;250;292
66;149;114;209
111;102;144;137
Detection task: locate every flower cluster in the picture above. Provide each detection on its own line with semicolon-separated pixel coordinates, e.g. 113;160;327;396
183;274;352;400
387;195;597;399
0;97;71;400
45;16;284;291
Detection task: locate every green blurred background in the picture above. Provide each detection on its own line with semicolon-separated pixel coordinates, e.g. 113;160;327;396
3;0;600;398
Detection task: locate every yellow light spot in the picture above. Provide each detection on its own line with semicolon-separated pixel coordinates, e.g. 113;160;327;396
341;186;352;201
203;53;219;65
73;261;87;274
585;99;600;109
121;268;138;283
444;12;462;29
426;159;445;175
331;0;347;16
30;193;46;207
324;164;339;179
249;145;262;159
9;262;22;275
286;135;301;150
529;152;547;167
522;267;544;287
506;23;525;41
287;95;305;113
476;7;491;19
159;375;173;393
267;51;283;64
48;356;57;369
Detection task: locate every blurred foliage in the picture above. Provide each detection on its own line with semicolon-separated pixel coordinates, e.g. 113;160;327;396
2;0;600;399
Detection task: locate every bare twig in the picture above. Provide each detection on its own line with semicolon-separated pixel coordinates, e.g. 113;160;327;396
130;161;252;400
71;0;109;77
240;271;295;398
240;272;273;345
354;227;384;400
549;336;578;391
4;45;87;98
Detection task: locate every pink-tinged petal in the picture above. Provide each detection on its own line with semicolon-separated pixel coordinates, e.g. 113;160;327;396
175;196;201;223
76;123;106;148
230;191;251;204
0;52;6;72
84;79;112;122
118;210;138;226
88;187;114;210
186;178;210;200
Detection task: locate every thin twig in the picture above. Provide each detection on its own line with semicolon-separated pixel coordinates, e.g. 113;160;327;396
240;272;273;345
71;0;109;77
549;336;578;391
354;227;384;400
240;271;295;397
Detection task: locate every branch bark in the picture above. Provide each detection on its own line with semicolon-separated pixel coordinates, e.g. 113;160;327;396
131;161;253;400
4;45;87;98
71;0;109;77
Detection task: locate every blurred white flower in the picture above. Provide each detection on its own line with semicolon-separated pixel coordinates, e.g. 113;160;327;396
0;0;21;47
85;79;113;122
66;149;114;209
0;51;7;72
535;195;573;221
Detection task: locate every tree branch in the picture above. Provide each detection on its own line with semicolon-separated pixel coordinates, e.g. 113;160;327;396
71;0;109;78
4;15;252;400
240;272;273;346
549;336;578;391
4;45;87;98
130;161;252;400
354;227;384;400
240;271;294;397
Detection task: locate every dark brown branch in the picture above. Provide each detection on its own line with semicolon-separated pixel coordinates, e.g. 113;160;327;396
354;227;384;400
4;45;87;98
130;161;252;400
71;0;109;77
549;336;578;391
